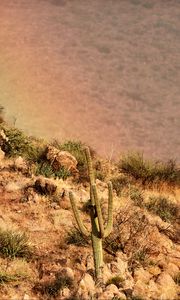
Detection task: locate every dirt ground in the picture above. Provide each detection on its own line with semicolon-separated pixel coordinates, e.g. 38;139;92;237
0;0;180;161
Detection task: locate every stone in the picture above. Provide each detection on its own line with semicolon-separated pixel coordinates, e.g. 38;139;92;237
164;262;179;277
22;294;30;300
60;267;74;280
34;177;57;195
134;267;152;284
78;273;95;298
156;272;178;300
0;148;5;161
5;182;22;192
46;145;78;175
147;265;161;276
14;156;27;172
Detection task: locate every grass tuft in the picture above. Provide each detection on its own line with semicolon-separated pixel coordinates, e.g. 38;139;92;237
0;229;32;259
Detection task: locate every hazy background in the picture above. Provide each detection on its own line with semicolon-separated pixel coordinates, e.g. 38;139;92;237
0;0;180;161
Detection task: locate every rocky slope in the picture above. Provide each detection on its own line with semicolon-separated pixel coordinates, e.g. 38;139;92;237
0;124;180;300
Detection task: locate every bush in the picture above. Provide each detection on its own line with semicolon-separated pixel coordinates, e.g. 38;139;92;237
111;175;130;196
66;229;90;247
0;229;32;259
106;275;124;288
130;186;144;207
0;125;45;162
34;272;73;297
145;196;179;223
35;161;70;180
119;153;180;186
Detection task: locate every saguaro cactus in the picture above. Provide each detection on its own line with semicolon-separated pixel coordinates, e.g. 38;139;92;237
69;147;113;280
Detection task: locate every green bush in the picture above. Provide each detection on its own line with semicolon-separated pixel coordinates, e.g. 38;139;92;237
0;125;45;162
111;175;130;196
35;161;70;180
145;196;179;223
130;186;144;207
119;152;180;186
0;229;32;259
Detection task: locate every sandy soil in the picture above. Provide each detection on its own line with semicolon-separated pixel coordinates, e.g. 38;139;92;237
0;0;180;160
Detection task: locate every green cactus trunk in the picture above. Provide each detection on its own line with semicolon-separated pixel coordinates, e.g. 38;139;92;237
91;232;103;279
69;146;113;281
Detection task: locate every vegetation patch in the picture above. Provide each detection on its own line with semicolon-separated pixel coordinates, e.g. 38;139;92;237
34;272;73;297
66;229;90;247
119;152;180;186
106;275;124;288
0;271;20;284
0;229;32;259
111;175;130;196
35;161;70;180
145;195;179;223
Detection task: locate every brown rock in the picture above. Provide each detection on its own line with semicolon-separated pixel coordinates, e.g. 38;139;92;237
46;145;78;175
0;148;5;161
134;267;152;284
14;156;28;172
34;177;57;195
156;272;178;300
78;273;95;299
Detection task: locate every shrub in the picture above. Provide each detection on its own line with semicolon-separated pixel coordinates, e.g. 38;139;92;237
111;175;130;196
145;196;179;223
66;229;90;247
106;275;124;288
130;186;144;207
34;272;73;297
0;125;45;162
35;161;70;180
0;229;32;259
119;153;180;186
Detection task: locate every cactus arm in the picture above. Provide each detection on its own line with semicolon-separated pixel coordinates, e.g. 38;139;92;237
84;147;95;186
104;182;113;238
92;184;104;238
69;191;89;237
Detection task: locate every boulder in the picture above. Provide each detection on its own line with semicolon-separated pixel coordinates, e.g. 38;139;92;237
34;177;57;195
77;273;95;299
14;156;28;172
46;145;78;175
156;272;178;300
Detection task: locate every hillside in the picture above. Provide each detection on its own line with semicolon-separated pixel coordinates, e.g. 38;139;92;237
0;122;180;300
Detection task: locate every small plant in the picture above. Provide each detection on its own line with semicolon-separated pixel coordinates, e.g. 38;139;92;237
0;229;32;259
66;229;90;247
111;175;130;196
0;271;19;284
130;186;144;207
119;152;180;186
145;196;178;222
35;272;73;297
106;275;124;288
69;147;113;280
